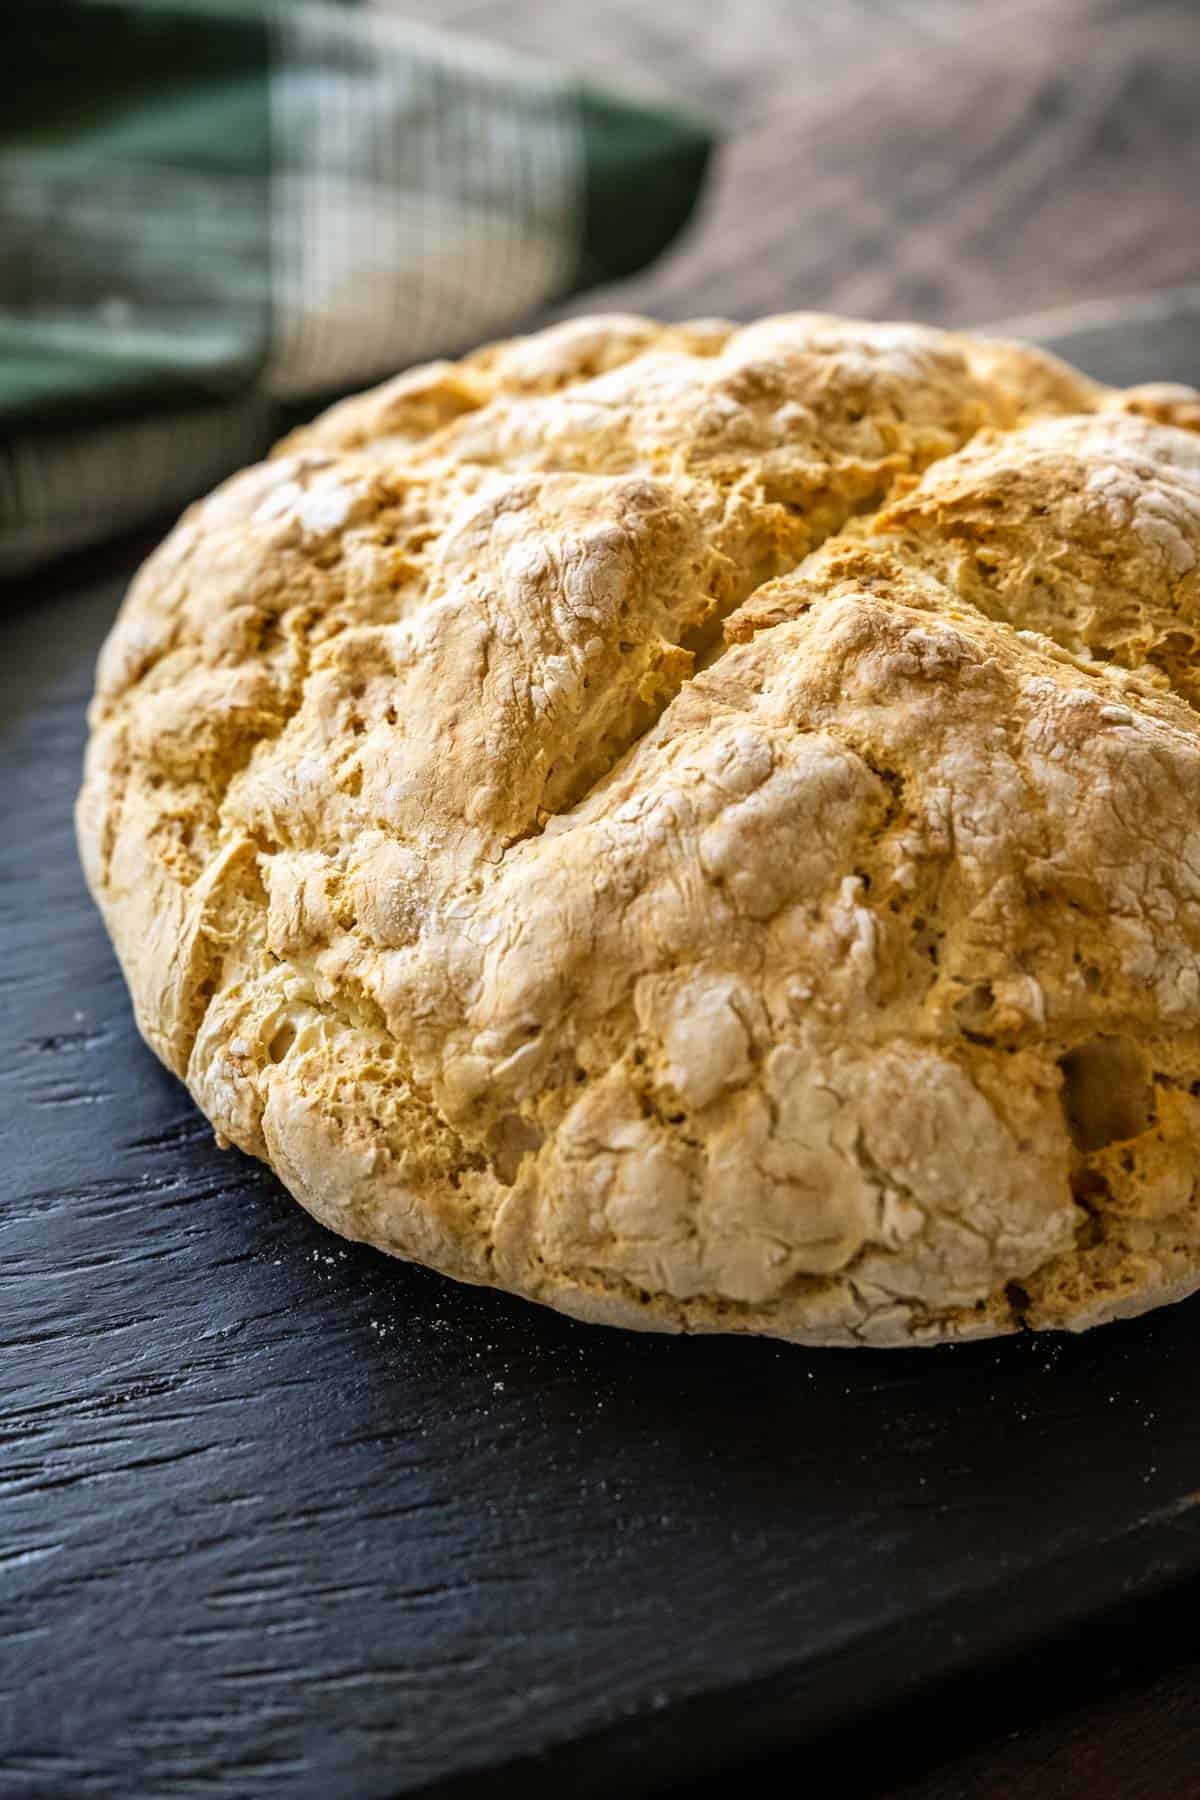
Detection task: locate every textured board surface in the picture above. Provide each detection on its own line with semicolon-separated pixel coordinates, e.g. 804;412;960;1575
3;309;1200;1800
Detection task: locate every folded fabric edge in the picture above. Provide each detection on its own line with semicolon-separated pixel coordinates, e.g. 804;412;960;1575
573;80;716;289
0;399;272;580
1;2;719;577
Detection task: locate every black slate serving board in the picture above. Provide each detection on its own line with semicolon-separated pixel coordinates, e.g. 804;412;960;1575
4;307;1200;1800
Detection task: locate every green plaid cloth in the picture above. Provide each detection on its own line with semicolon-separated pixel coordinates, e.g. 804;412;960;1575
0;0;715;574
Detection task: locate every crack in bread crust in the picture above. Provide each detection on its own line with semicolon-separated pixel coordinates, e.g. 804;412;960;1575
77;313;1200;1345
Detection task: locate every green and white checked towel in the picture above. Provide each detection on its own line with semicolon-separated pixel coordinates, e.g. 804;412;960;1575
0;0;715;574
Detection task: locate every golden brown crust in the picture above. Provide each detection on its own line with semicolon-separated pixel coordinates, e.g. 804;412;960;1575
78;313;1200;1344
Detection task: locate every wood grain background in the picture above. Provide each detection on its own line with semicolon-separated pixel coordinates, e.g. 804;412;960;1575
386;0;1200;329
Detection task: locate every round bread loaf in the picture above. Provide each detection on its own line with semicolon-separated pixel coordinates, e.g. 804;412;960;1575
78;313;1200;1345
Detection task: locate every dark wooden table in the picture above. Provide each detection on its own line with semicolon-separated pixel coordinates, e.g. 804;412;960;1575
5;5;1200;1798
